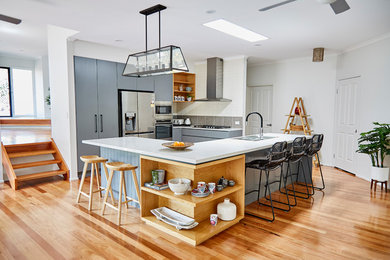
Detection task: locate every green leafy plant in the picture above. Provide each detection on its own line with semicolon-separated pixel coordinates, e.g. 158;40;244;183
357;122;390;168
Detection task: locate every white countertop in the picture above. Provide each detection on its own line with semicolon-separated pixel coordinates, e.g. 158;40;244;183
173;126;243;132
83;133;308;164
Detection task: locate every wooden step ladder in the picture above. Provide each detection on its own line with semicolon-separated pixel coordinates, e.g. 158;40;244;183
282;97;313;136
1;138;69;190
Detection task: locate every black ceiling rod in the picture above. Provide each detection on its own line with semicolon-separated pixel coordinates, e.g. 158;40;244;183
145;15;148;52
159;11;161;49
140;4;167;51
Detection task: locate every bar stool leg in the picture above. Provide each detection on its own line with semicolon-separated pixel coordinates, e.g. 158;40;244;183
76;162;88;203
118;171;124;225
88;163;95;211
374;181;377;191
122;174;129;209
131;169;140;203
370;179;374;190
102;163;115;204
101;170;114;215
94;163;102;198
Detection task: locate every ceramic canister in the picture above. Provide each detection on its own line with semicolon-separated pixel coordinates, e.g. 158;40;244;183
217;198;237;221
208;182;216;194
197;181;206;193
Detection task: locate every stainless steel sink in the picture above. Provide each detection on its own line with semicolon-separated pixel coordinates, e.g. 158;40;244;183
235;135;276;141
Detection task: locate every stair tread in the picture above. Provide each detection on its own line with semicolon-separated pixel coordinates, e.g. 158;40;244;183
8;149;56;158
12;159;62;169
17;170;67;181
4;141;52;148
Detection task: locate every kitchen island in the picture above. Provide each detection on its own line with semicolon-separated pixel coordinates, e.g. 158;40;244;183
83;133;311;245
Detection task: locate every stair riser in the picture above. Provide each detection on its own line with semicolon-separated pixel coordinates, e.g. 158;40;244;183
5;143;52;153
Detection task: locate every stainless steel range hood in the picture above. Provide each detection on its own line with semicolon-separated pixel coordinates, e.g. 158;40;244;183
195;57;231;102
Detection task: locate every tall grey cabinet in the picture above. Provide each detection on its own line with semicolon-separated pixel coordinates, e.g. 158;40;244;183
74;56;119;172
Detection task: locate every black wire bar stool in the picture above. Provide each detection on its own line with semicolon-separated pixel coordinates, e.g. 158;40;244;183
280;136;311;201
305;134;325;191
245;141;289;222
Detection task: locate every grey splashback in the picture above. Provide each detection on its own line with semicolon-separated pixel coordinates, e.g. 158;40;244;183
174;115;242;128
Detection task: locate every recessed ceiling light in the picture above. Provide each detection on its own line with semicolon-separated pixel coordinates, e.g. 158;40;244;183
203;19;268;42
206;10;216;14
254;43;262;47
115;39;123;42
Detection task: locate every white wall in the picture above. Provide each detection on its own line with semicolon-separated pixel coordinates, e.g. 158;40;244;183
337;36;390;181
47;25;79;180
175;56;247;117
247;55;338;166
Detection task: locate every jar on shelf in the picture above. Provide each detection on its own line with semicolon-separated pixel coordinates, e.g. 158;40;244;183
217;198;236;221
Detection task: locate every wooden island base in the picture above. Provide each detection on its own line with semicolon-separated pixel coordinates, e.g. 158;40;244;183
140;155;245;246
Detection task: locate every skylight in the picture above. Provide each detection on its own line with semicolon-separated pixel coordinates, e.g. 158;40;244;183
203;19;268;42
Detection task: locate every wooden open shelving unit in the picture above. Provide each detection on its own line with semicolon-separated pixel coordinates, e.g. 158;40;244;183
282;97;313;136
173;72;195;103
140;155;245;246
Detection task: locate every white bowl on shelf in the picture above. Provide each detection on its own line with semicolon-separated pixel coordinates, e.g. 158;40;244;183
168;178;191;195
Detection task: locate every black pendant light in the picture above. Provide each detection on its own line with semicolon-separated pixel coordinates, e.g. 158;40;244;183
123;4;189;77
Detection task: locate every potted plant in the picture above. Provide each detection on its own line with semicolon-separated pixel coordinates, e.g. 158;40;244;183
357;122;390;182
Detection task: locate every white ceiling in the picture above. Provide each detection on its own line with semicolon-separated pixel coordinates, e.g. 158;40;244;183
0;0;390;64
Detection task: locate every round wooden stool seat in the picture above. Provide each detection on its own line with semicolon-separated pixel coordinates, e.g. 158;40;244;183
80;155;108;164
106;161;137;171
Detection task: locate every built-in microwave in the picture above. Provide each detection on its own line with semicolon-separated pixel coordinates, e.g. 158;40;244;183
154;101;173;121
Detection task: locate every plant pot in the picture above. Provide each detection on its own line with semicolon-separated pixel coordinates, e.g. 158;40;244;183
371;166;389;182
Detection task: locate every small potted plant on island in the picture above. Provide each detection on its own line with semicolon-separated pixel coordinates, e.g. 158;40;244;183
357;122;390;189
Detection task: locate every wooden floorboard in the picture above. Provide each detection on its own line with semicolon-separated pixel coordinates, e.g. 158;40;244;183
0;167;389;259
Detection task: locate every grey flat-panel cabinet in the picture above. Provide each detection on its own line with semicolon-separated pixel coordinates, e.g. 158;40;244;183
117;63;137;90
74;56;100;171
97;60;119;138
154;74;173;101
137;77;154;92
74;56;120;172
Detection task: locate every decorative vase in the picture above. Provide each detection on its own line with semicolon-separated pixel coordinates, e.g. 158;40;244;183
217;198;236;221
371;167;389;182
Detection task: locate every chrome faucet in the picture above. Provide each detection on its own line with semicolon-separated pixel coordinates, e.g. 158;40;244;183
245;112;264;140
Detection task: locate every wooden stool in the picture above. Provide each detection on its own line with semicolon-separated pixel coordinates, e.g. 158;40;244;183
101;162;140;225
76;155;115;210
371;179;388;192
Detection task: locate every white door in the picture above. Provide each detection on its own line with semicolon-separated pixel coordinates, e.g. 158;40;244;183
246;86;273;135
334;77;360;173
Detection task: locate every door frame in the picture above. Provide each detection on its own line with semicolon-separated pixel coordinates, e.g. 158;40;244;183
332;75;361;173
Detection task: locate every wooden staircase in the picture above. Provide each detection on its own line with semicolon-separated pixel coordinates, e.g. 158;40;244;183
2;138;69;190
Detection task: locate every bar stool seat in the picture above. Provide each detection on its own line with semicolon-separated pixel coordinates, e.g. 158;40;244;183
101;161;140;225
76;155;115;211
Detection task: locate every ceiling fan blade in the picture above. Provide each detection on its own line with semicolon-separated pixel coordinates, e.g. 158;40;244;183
259;0;297;12
0;14;22;25
330;0;350;14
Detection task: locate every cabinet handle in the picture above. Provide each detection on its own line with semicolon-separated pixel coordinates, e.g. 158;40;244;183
100;114;103;132
94;114;98;133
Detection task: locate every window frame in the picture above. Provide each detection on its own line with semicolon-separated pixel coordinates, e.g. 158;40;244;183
0;66;13;117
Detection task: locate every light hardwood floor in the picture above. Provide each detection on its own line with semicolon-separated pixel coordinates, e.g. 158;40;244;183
1;127;51;145
0;166;389;259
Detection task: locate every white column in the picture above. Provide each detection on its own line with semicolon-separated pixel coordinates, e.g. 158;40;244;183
47;25;79;180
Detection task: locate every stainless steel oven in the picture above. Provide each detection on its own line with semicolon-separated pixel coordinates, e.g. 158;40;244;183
154;101;172;121
155;121;172;140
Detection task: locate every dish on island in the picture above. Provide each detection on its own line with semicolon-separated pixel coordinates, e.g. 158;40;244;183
162;141;194;150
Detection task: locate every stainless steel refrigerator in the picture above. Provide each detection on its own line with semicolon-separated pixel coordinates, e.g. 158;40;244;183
119;90;155;138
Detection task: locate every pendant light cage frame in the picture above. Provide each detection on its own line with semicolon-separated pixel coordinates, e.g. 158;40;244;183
123;4;189;77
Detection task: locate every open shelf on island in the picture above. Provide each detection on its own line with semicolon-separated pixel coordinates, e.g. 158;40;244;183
142;214;244;246
141;185;242;207
140;154;245;246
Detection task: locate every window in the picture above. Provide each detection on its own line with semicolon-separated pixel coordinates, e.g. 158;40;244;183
0;67;12;117
12;68;35;116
